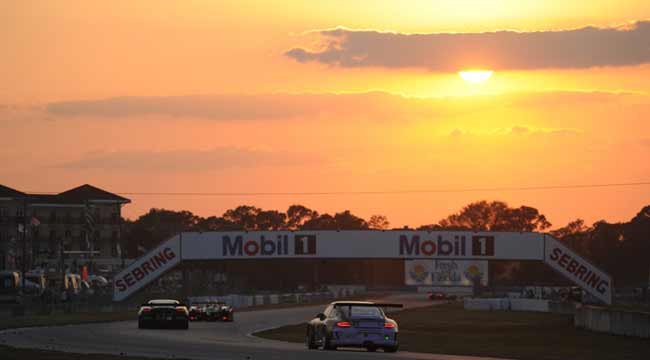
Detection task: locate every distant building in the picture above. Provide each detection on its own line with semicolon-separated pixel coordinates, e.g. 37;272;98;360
0;184;130;273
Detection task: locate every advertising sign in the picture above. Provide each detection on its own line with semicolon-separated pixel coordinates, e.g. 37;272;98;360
405;260;488;286
180;231;544;260
544;236;612;305
112;234;181;302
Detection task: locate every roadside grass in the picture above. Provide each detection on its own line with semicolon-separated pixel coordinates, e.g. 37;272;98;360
0;311;135;331
0;346;190;360
254;302;650;360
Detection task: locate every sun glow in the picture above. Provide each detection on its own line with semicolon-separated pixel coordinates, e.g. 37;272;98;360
458;70;494;84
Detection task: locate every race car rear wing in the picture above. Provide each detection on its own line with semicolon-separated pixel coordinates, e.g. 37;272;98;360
333;303;403;308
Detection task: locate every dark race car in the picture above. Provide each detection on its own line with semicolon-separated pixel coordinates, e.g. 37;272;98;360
138;299;189;329
306;301;402;352
188;304;205;321
427;291;457;301
203;301;235;322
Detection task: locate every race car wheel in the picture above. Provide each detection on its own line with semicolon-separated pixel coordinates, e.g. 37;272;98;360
179;320;189;330
138;319;146;329
321;333;336;351
305;328;318;349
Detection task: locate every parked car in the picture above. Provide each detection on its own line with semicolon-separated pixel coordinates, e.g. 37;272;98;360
0;271;22;303
138;299;189;329
306;301;402;352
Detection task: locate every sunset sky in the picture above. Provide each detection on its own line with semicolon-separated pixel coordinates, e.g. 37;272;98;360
2;0;650;228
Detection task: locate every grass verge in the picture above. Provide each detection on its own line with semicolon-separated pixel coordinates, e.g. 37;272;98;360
254;302;650;360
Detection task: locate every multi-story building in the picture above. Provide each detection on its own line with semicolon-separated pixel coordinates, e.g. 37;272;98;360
0;184;130;273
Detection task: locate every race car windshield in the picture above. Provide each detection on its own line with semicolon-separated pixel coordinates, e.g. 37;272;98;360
335;305;383;318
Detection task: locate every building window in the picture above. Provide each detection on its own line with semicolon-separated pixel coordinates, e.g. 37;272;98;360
111;213;119;224
16;207;24;218
49;211;57;223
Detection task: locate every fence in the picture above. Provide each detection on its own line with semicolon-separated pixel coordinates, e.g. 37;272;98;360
575;306;650;339
463;297;650;339
1;285;367;319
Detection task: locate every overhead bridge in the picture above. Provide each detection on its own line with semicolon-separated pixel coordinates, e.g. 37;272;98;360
112;231;612;304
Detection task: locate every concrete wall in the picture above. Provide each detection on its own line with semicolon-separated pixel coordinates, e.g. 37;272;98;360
575;306;650;339
464;298;573;314
464;298;650;339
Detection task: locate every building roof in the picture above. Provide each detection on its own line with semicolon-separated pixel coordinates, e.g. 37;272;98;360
0;184;130;205
57;184;130;204
0;184;27;199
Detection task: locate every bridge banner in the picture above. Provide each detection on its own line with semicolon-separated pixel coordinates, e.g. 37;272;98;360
112;234;181;302
179;231;545;261
544;235;612;305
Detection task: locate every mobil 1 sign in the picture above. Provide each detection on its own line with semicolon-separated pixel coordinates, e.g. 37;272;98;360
544;236;612;305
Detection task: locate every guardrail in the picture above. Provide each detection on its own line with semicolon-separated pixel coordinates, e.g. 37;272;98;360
2;286;368;319
575;306;650;339
463;298;650;339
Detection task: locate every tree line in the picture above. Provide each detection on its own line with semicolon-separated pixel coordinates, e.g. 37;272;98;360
123;201;650;286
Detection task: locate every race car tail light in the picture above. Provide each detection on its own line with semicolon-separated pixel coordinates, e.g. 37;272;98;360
175;307;186;314
222;316;228;321
384;322;396;329
141;307;152;313
335;321;352;328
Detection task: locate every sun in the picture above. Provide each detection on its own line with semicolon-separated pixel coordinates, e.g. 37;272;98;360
458;70;493;84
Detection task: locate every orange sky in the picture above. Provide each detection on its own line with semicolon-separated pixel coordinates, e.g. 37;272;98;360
1;1;650;228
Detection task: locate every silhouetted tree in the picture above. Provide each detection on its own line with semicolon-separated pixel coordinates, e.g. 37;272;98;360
437;201;551;232
286;205;318;230
255;210;287;230
223;205;262;230
125;208;199;256
301;214;337;230
195;216;238;231
368;214;390;230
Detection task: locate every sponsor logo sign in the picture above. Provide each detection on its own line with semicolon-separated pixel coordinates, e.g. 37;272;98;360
112;235;181;301
399;235;495;257
221;234;317;257
544;236;612;305
405;260;488;286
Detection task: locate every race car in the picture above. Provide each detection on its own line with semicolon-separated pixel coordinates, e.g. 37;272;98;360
306;301;401;352
188;304;205;321
138;299;189;329
202;301;235;322
427;291;457;301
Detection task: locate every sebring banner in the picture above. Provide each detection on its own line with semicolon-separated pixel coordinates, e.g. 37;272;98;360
113;231;613;304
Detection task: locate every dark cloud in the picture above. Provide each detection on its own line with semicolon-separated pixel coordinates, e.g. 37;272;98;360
44;92;476;120
56;147;318;172
43;91;646;121
286;21;650;71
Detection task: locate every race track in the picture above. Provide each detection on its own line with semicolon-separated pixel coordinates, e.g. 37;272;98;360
0;294;505;360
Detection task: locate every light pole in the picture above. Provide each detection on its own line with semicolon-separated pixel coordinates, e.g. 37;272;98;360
21;197;27;289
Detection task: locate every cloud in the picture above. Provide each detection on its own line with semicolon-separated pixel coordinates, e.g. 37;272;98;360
448;125;582;137
44;92;480;120
41;91;648;123
286;21;650;71
55;147;319;172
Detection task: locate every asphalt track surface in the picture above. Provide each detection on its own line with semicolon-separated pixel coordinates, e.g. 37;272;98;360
0;294;506;360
